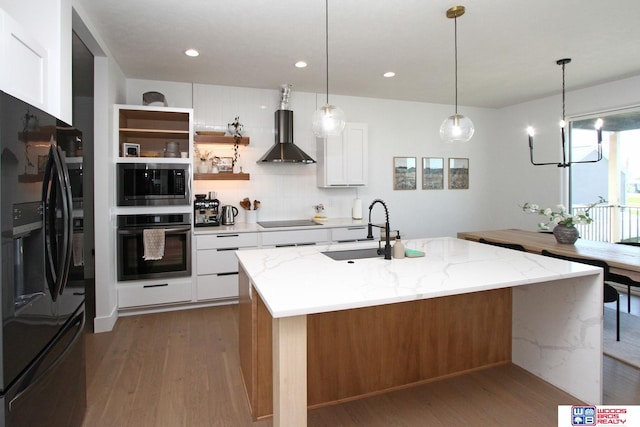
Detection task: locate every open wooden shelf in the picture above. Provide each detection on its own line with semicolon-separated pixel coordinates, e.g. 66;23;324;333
194;134;250;145
194;172;250;181
120;128;190;139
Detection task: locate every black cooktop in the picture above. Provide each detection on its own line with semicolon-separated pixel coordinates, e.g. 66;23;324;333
257;219;321;228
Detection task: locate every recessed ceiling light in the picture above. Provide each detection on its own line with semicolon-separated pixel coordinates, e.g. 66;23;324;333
295;61;308;68
185;49;199;57
383;71;396;78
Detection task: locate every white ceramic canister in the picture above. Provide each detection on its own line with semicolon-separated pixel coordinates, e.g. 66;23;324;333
352;198;363;220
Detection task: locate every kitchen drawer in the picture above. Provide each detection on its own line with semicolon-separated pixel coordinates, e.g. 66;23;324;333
261;228;329;246
196;273;238;301
330;225;369;242
118;280;192;308
196;232;259;250
197;248;245;275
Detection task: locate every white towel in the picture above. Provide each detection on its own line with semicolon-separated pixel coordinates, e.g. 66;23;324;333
143;228;165;261
72;232;84;266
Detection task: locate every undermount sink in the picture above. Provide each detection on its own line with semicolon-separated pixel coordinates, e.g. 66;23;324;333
322;247;382;261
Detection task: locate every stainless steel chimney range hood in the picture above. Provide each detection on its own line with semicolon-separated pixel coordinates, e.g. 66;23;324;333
257;85;316;164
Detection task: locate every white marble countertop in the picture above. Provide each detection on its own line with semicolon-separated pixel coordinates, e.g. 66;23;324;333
236;237;602;318
193;217;368;235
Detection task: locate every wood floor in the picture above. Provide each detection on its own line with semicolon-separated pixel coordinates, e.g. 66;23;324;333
83;304;640;427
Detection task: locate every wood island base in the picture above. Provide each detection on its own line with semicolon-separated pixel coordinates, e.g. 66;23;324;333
238;268;512;420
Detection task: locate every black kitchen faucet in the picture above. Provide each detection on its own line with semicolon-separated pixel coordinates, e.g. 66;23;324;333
367;199;392;260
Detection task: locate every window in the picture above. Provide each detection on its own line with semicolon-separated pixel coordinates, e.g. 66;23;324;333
569;108;640;242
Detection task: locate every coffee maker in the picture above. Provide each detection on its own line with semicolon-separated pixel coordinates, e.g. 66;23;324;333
194;193;220;227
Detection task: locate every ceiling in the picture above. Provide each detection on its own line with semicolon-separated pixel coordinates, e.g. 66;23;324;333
77;0;640;109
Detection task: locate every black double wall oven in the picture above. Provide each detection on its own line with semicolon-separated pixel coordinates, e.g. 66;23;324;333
117;213;192;281
116;163;192;282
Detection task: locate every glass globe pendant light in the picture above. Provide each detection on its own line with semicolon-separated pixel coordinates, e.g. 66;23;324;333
312;0;346;137
440;5;474;143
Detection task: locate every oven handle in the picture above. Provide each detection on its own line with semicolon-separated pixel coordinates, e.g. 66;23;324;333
117;226;192;235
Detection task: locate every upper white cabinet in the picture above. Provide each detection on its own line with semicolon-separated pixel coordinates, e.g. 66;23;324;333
0;8;48;111
317;122;368;187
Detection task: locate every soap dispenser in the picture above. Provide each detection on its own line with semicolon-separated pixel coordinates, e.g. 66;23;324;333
393;231;405;259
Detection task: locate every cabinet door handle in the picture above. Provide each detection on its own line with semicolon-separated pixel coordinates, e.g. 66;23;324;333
217;234;239;238
275;244;296;248
217;272;239;277
143;283;169;288
346;227;366;231
297;242;317;246
217;247;239;251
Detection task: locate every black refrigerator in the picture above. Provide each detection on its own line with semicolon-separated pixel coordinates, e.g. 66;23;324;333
0;91;86;426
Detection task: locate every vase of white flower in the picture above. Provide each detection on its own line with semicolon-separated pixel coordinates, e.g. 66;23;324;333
552;223;580;244
521;197;605;244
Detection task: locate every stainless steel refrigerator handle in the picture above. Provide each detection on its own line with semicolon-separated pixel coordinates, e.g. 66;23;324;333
53;144;74;296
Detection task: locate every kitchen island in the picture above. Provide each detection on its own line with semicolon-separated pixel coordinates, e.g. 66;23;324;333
236;237;603;427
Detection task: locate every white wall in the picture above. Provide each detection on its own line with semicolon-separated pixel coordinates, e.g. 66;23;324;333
73;0;127;332
488;74;640;233
126;79;497;239
126;75;640;240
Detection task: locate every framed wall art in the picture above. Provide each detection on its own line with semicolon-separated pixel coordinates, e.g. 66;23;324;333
218;156;233;173
448;157;469;189
422;157;444;190
393;157;417;190
122;143;140;157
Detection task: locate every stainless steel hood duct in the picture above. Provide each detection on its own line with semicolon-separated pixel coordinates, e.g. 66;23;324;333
258;85;316;163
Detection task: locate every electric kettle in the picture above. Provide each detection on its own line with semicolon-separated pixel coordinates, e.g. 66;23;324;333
221;205;238;225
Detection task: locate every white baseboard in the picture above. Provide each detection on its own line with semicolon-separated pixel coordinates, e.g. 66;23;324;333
117;298;238;317
93;305;118;333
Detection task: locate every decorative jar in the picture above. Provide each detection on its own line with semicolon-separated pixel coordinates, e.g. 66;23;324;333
197;161;209;174
553;224;579;244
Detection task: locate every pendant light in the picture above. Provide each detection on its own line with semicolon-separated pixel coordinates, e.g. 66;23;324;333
312;0;346;138
440;5;474;143
527;58;603;167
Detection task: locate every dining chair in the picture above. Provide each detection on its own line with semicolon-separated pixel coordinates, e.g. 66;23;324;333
478;238;526;252
614;241;640;312
541;250;620;341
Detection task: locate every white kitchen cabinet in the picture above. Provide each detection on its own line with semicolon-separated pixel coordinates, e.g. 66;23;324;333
317;122;368;187
195;232;259;301
121;223;373;311
0;8;48;111
196;273;238;301
118;278;193;309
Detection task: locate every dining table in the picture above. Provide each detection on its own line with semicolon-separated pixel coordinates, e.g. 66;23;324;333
457;228;640;281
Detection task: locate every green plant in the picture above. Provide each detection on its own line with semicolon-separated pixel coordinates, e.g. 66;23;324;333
228;116;243;167
521;197;605;229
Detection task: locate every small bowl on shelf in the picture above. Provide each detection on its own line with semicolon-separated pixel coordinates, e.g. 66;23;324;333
312;216;328;224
